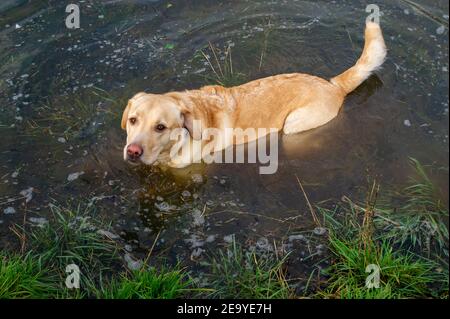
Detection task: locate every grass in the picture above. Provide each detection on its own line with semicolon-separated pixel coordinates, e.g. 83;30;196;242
97;267;191;299
29;204;120;274
319;238;445;299
315;159;449;299
375;158;449;256
1;158;447;299
200;42;247;87
24;203;123;298
4;202;195;299
196;18;274;88
205;240;292;299
0;251;191;299
0;252;56;299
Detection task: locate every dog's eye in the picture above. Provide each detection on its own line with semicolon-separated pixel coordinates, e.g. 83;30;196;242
156;124;166;132
129;117;137;125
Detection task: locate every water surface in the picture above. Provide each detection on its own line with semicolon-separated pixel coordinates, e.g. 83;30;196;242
0;0;448;286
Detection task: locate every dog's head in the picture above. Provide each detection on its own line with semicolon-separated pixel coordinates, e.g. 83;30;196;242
121;92;200;165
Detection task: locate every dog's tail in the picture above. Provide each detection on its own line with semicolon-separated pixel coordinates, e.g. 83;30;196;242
331;21;387;94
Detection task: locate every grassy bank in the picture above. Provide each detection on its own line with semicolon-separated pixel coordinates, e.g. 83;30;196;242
1;204;192;299
0;159;448;299
315;158;448;298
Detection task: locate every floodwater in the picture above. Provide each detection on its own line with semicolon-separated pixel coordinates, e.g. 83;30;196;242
0;0;448;287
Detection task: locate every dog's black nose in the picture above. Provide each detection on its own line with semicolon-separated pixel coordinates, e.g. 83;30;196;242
127;143;143;161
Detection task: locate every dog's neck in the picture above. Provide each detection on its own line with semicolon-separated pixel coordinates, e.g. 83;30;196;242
167;86;235;130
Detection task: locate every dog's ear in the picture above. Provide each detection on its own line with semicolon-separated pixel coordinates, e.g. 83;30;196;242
121;100;131;130
121;92;147;130
182;111;202;140
166;92;204;140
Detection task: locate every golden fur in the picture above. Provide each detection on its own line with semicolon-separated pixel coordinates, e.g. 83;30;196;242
121;22;386;167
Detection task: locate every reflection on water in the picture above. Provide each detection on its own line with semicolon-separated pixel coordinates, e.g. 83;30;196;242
0;0;448;273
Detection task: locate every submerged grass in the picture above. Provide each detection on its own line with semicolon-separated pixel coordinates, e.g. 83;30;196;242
205;240;292;299
197;19;273;88
24;87;119;142
200;42;247;87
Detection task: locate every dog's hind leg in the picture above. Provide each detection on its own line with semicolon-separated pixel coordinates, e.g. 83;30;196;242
282;101;341;135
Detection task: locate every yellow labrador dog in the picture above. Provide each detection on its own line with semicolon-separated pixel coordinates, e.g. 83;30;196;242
122;22;386;168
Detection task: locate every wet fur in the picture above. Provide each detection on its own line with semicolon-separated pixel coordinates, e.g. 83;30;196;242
122;22;386;167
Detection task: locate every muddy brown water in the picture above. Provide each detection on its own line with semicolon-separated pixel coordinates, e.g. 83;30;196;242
0;0;448;289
